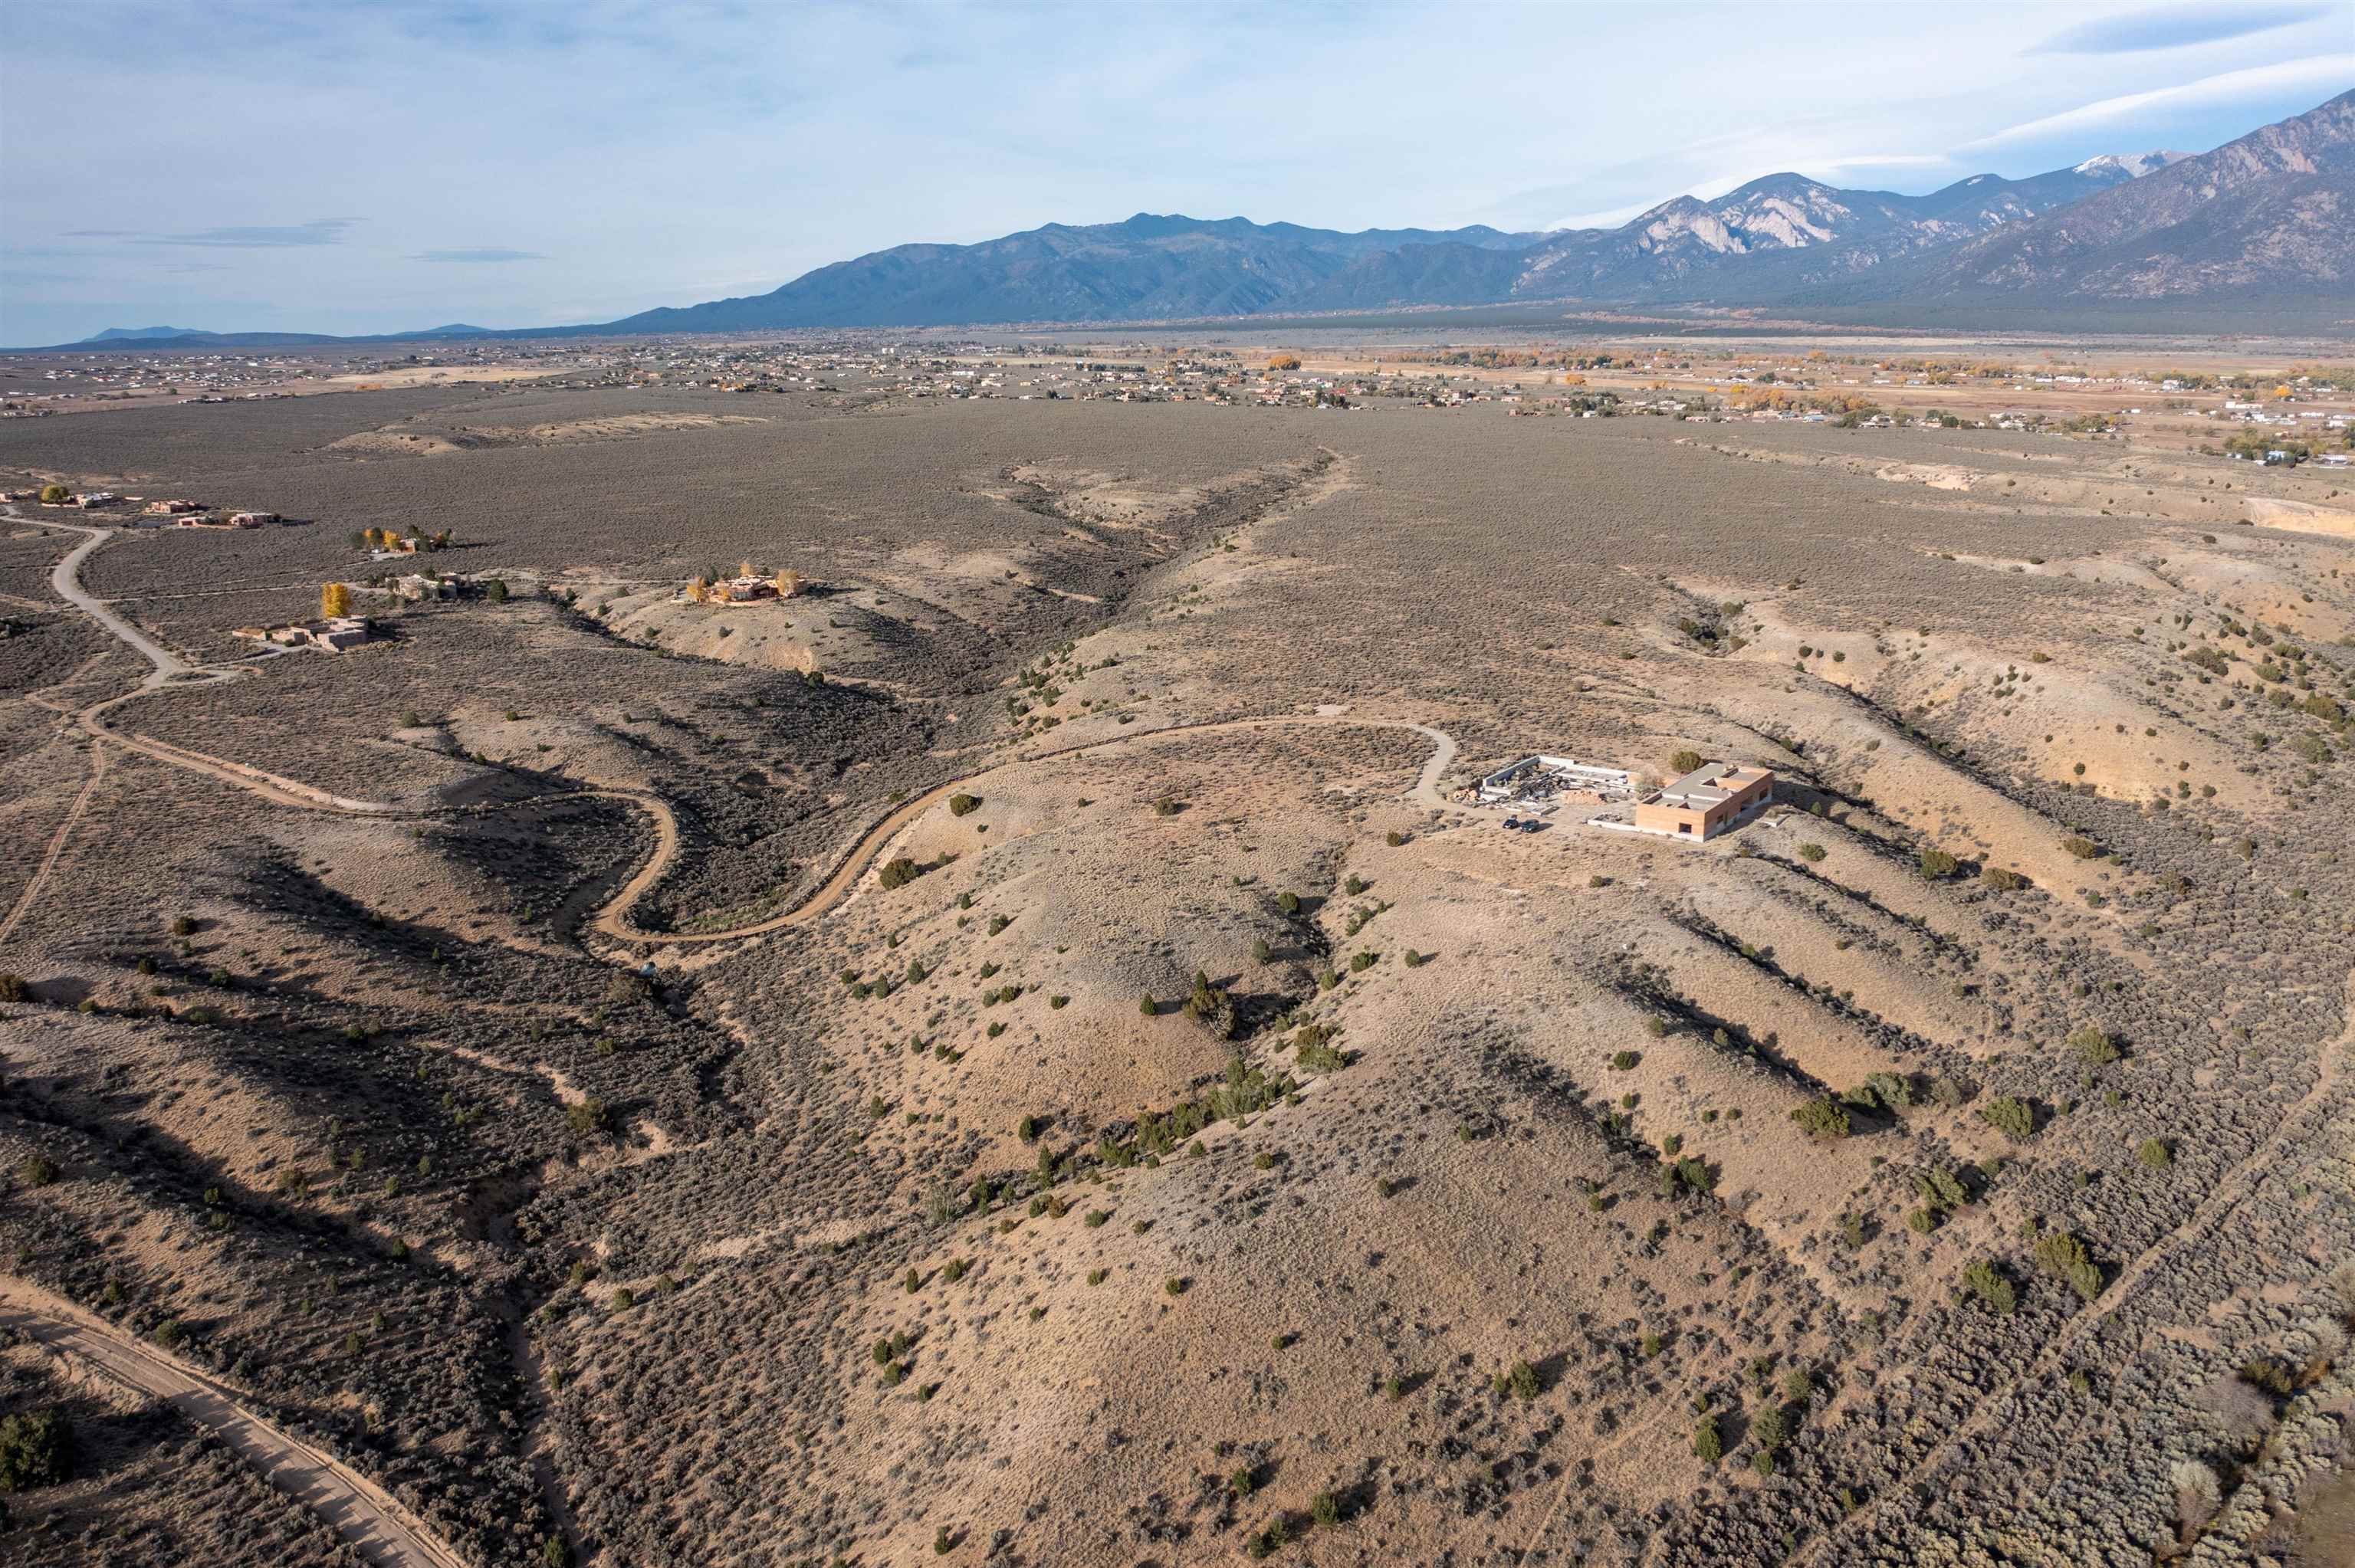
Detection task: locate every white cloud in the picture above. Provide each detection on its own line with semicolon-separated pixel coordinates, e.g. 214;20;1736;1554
1964;57;2355;148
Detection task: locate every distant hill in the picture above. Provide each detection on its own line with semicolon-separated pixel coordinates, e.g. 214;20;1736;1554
19;93;2348;349
57;324;492;350
593;215;1542;333
81;325;212;343
1800;90;2353;307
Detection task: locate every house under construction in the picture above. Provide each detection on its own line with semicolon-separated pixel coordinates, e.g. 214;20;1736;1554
1473;755;1636;806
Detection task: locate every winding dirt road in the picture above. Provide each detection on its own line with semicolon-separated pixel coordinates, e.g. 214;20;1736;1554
0;1279;470;1568
9;507;1463;953
585;715;1457;945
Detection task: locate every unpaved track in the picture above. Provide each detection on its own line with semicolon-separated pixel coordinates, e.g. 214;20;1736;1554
0;737;107;943
0;1279;471;1568
588;716;1457;946
1784;969;2355;1567
11;507;1466;953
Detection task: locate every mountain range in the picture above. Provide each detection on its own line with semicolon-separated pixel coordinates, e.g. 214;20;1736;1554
52;90;2355;349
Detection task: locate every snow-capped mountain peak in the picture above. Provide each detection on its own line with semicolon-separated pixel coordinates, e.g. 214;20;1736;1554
2074;150;2189;179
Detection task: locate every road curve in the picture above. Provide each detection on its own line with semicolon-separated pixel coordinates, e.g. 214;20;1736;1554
589;716;1457;946
0;1279;472;1568
30;513;195;683
6;510;1466;954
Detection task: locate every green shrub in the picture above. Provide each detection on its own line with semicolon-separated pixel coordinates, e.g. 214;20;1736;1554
1138;996;1158;1017
879;857;920;891
1277;892;1300;916
1917;846;1959;880
16;1155;61;1188
2066;1026;2118;1067
0;1408;75;1492
2032;1230;2104;1301
1979;1096;2035;1140
1963;1258;2016;1315
1499;1360;1541;1399
2059;835;2100;860
1611;1051;1639;1070
1693;1414;1723;1464
1670;749;1704;775
948;793;981;817
1790;1099;1851;1140
1312;1490;1342;1527
1798;842;1826;863
2136;1137;2172;1168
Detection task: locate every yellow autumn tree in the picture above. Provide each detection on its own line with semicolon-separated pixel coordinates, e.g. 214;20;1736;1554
1267;353;1301;372
774;569;803;599
321;582;352;619
685;576;708;603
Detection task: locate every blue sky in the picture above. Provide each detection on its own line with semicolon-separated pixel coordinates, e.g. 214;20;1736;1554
3;1;2349;343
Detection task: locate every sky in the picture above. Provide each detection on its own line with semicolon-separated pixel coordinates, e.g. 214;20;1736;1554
2;0;2350;344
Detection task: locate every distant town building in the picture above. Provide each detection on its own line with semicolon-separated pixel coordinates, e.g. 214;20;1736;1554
232;615;375;653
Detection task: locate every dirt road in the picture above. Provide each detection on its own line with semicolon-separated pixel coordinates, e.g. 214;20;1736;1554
0;1279;471;1568
9;506;1467;953
587;715;1457;946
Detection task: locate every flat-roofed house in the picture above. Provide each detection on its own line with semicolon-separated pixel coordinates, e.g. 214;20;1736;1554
1633;762;1775;841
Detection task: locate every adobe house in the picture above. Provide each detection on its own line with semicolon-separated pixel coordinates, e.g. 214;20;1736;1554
1633;761;1775;841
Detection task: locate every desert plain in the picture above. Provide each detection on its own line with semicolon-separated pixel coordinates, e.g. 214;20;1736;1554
2;332;2353;1568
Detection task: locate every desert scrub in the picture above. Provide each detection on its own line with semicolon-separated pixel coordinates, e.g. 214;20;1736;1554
0;1407;75;1491
1917;846;1959;880
1963;1258;2017;1315
1495;1360;1542;1399
1979;1096;2035;1141
1294;1024;1346;1074
2032;1230;2104;1301
948;792;981;817
2067;1026;2119;1067
1692;1413;1723;1464
1790;1099;1851;1140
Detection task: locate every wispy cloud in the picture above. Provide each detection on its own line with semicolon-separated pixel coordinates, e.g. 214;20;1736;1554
412;248;546;263
1964;57;2355;148
2032;2;2332;55
133;218;353;248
